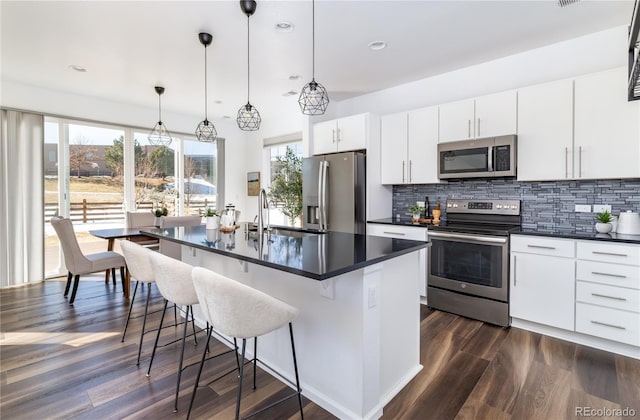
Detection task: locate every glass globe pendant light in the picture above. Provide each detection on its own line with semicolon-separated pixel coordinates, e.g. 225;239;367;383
237;0;261;131
298;0;329;115
195;32;217;143
148;86;173;146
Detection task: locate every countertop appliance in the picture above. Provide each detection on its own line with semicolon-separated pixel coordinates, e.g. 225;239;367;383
616;210;640;235
302;151;366;234
427;198;521;327
437;135;517;179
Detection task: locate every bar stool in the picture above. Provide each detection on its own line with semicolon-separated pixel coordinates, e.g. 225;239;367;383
188;267;304;420
119;240;157;365
147;251;200;413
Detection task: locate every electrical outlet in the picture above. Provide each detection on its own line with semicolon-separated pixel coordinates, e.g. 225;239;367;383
368;285;377;308
593;204;612;213
575;204;591;213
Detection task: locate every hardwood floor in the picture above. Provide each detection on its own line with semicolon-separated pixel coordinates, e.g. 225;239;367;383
1;278;638;419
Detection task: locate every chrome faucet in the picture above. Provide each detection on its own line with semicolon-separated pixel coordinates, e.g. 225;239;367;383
258;188;270;236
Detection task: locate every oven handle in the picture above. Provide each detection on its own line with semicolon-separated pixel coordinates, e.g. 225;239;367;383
428;230;508;244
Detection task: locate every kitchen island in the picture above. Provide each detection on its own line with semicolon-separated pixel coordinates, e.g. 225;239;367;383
142;224;428;420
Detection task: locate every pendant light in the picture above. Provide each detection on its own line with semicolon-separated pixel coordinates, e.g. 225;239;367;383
196;32;217;143
298;0;329;115
148;86;173;146
237;0;261;131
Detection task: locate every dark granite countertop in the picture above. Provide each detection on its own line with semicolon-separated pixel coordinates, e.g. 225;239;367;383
513;228;640;245
368;218;431;228
141;223;429;280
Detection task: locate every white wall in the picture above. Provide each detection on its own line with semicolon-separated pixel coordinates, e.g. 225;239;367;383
333;25;628;119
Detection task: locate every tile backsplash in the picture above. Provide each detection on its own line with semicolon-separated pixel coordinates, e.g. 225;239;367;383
393;178;640;232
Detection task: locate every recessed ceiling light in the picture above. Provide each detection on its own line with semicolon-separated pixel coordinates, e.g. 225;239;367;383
368;41;387;51
288;75;300;81
283;90;298;97
214;100;223;104
68;64;87;72
223;115;231;119
275;22;293;33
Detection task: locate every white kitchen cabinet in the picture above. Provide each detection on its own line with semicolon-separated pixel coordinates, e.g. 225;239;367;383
439;90;517;143
517;79;574;181
380;106;439;184
510;235;575;331
311;113;368;155
574;67;640;180
367;223;428;296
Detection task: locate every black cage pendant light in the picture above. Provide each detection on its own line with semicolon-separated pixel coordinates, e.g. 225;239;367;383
148;86;173;146
196;32;217;143
237;0;261;131
298;0;329;115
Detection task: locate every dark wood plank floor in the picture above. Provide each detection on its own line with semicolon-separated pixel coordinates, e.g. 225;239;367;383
1;278;638;419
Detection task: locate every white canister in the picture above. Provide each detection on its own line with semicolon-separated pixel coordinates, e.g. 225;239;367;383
617;211;640;235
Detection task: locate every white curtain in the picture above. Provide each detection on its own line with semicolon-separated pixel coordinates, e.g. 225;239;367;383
0;109;44;287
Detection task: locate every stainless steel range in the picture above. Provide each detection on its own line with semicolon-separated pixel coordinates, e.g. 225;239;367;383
427;198;521;327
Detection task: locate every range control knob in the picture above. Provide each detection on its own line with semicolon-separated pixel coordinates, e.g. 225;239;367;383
511;205;518;210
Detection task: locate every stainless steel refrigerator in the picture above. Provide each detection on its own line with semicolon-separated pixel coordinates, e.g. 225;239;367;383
302;151;366;234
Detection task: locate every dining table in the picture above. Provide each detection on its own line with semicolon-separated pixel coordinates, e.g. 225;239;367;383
89;227;156;299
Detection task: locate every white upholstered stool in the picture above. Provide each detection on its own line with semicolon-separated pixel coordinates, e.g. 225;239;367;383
188;267;303;420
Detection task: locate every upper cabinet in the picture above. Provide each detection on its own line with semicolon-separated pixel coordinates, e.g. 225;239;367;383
517;67;640;181
517;79;574;181
381;106;439;184
574;67;640;180
439;90;517;143
311;113;368;155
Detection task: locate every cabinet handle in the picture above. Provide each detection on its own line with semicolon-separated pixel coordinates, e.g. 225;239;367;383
468;120;471;138
409;160;412;183
402;161;405;183
592;271;627;279
565;147;568;179
590;320;626;330
332;129;336;143
578;146;582;178
337;127;341;143
591;293;626;301
513;255;517;287
477;118;480;137
383;231;406;236
592;251;628;257
527;244;556;250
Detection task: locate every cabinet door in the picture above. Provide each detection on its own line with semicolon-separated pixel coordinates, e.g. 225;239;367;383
574;67;640;179
438;99;475;142
407;106;439;184
380;113;408;184
312;120;338;155
337;113;367;152
517;79;574;181
510;252;575;330
474;90;517;138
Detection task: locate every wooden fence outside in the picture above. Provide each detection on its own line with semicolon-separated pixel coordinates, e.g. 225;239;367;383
44;199;215;223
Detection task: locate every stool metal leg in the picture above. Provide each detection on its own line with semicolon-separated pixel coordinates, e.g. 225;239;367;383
64;271;73;297
121;281;140;342
69;274;80;304
191;306;198;346
290;323;304;419
187;328;212;420
147;299;168;376
136;283;153;366
235;338;247;420
252;337;257;389
173;304;192;412
120;266;126;290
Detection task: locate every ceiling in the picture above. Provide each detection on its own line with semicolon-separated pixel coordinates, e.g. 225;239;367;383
0;0;634;121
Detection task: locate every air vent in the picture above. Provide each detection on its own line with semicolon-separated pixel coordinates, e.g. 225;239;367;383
557;0;579;7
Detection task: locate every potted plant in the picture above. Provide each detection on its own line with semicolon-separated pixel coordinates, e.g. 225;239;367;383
595;210;613;233
203;207;220;230
151;206;168;226
408;204;425;222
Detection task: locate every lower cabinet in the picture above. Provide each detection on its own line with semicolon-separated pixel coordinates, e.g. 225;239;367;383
510;236;575;330
510;235;640;356
367;223;428;297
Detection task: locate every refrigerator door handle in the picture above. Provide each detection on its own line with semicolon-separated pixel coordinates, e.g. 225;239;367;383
317;162;324;229
320;161;329;231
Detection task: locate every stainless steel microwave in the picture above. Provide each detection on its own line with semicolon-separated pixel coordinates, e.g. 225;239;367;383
437;135;517;179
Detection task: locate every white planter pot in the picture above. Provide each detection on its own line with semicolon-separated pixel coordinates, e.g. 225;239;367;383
206;216;219;230
595;222;612;233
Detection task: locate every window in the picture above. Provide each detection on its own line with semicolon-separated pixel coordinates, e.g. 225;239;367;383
265;142;302;226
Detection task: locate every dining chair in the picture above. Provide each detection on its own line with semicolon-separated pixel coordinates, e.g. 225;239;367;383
159;215;202;260
50;216;126;304
188;267;303;420
125;211;159;249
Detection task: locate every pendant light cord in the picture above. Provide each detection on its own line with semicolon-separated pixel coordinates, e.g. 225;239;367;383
312;0;315;80
204;45;208;120
158;92;162;123
247;15;250;104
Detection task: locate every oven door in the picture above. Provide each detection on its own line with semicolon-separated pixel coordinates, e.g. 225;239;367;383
428;231;508;302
